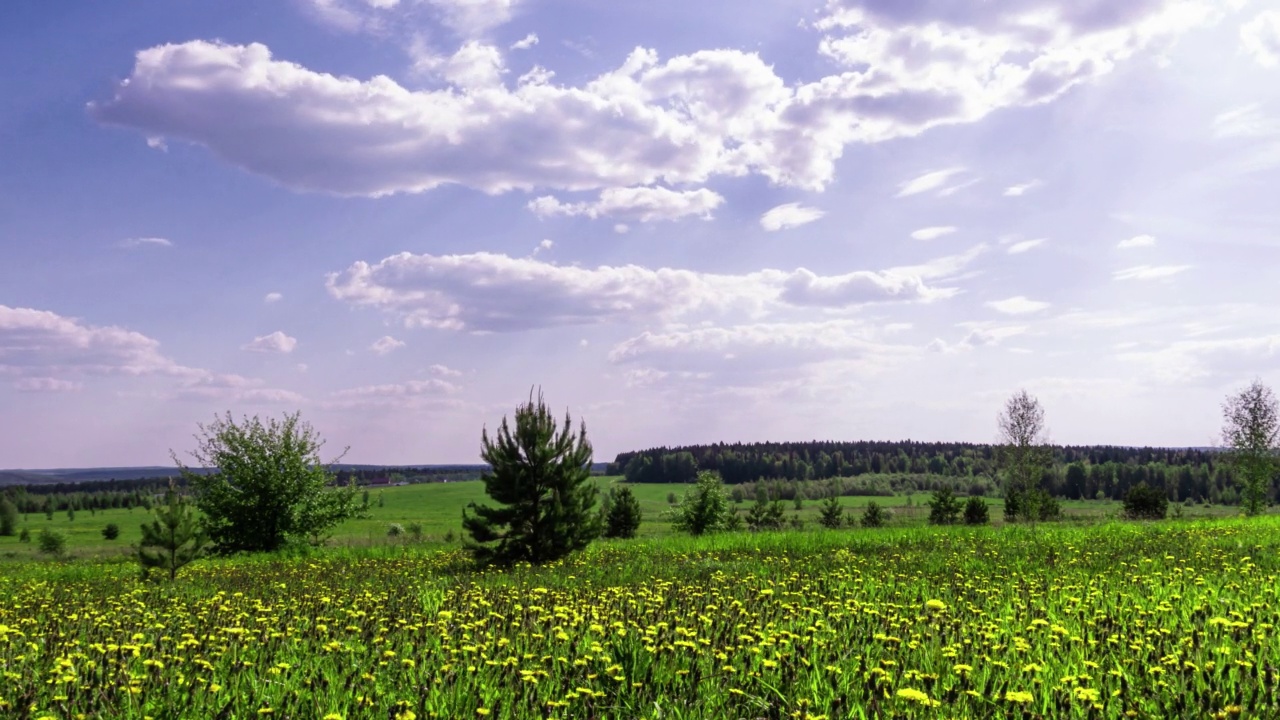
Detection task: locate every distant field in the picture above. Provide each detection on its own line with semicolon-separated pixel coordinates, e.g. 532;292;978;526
0;476;1255;562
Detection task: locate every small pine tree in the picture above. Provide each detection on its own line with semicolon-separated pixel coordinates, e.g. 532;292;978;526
19;528;31;543
963;497;989;525
789;513;805;530
463;389;600;565
603;486;642;539
861;501;888;528
138;488;206;581
722;509;743;531
927;487;962;525
102;523;121;540
0;496;18;536
668;471;732;536
818;495;845;529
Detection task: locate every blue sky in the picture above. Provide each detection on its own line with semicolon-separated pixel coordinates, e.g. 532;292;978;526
3;0;1280;468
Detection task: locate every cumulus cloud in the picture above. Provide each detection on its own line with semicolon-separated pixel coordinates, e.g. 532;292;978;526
242;331;298;353
529;187;724;222
118;237;172;248
510;32;538;50
759;203;825;231
1117;234;1157;249
1241;10;1280;68
326;247;982;331
986;296;1050;314
90;1;1215;201
1007;238;1046;254
264;292;284;303
370;335;406;355
1113;264;1191;280
910;226;956;241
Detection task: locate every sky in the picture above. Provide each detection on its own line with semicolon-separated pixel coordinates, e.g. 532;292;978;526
3;0;1280;468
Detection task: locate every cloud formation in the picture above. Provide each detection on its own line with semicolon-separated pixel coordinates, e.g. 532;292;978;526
528;187;724;222
1241;10;1280;68
1006;238;1046;254
1113;265;1191;281
986;296;1050;315
242;331;298;353
370;335;406;355
119;237;172;248
1117;234;1157;249
759;203;825;231
910;226;956;241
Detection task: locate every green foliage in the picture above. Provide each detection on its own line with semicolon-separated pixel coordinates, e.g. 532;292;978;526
102;523;121;540
176;411;359;554
37;528;66;557
668;471;733;536
927;487;962;525
666;492;678;505
997;390;1054;523
19;527;31;543
0;496;17;536
463;390;600;566
407;522;424;542
1006;488;1061;523
722;509;743;532
67;508;75;522
603;486;643;539
138;488;206;581
745;492;786;531
963;496;989;526
730;487;745;504
861;501;888;528
1221;378;1280;516
1123;483;1169;520
818;494;845;529
387;523;405;538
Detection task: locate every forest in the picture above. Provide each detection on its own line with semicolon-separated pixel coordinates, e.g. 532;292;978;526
608;440;1246;503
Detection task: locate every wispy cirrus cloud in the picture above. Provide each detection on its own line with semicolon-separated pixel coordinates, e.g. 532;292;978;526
528;187;724;222
1113;265;1191;281
986;296;1050;315
118;237;172;248
1117;234;1157;249
910;226;956;241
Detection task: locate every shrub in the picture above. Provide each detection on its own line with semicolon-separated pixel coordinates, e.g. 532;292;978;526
861;501;889;528
0;497;18;536
1123;483;1168;520
37;529;66;557
102;523;121;540
387;523;405;538
927;487;962;525
407;522;424;541
19;528;31;543
667;492;678;505
668;472;732;536
963;497;989;526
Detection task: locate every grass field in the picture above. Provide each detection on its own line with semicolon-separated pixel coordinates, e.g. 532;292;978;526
1;515;1278;718
0;477;1254;562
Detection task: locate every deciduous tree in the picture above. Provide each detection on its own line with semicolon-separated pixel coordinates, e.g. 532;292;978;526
1221;378;1280;516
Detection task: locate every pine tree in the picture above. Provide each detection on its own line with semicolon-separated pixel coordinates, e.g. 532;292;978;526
603;486;643;539
927;487;962;525
463;389;599;565
668;471;732;536
138;486;206;581
818;494;845;529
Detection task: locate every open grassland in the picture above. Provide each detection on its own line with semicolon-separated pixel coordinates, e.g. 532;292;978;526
0;478;1251;563
2;518;1279;719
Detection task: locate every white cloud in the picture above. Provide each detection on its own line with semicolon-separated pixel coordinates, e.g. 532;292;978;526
326;247;981;331
986;296;1050;314
896;168;966;198
529;187;724;222
1003;180;1042;197
1241;10;1280;68
333;378;459;398
1113;264;1191;280
1119;335;1280;384
242;331;298;353
614;223;630;234
510;32;538;50
1212;104;1280;139
428;363;462;377
759;203;825;231
1117;234;1157;249
370;335;406;355
532;239;554;256
1007;238;1046;254
264;292;284;303
118;237;172;248
302;0;521;37
14;377;82;393
909;226;956;241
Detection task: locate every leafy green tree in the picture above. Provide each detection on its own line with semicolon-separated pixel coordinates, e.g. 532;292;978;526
927;487;962;525
963;497;989;525
101;523;121;540
37;528;66;557
175;411;359;554
1221;379;1279;516
861;501;888;528
1122;483;1168;520
818;494;845;529
998;390;1054;524
462;390;599;565
603;486;643;539
138;488;206;581
668;471;732;536
0;496;17;536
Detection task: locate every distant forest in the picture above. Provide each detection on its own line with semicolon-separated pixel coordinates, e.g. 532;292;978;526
607;441;1253;503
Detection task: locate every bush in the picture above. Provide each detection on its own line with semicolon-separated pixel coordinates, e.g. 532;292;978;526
963;497;989;525
667;492;678;505
387;523;405;538
861;501;889;528
407;522;424;541
0;497;18;536
19;528;31;543
1005;488;1061;523
668;472;732;536
1123;483;1168;520
37;529;66;557
102;523;121;540
927;487;962;525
